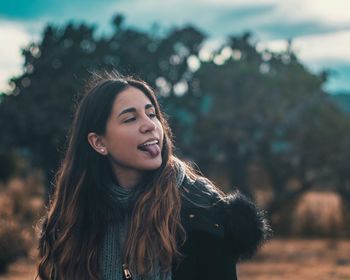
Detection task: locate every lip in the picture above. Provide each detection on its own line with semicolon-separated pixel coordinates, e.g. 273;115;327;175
138;137;160;147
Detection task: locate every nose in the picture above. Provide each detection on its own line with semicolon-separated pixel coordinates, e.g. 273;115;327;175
140;114;156;133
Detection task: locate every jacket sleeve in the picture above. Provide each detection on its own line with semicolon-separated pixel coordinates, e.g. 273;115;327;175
220;191;272;261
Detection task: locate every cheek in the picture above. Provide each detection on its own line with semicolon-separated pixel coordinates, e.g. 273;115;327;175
120;135;137;149
156;120;164;135
106;127;137;152
156;123;164;146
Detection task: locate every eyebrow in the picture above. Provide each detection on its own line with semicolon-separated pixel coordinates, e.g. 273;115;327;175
117;104;154;117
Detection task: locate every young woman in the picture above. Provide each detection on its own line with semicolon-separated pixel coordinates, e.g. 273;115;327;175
36;72;271;280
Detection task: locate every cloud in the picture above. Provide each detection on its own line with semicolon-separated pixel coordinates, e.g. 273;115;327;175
0;0;125;22
293;31;350;65
256;21;350;40
219;4;275;21
324;64;350;93
0;0;349;93
288;0;350;24
0;20;32;93
206;0;350;39
259;30;350;65
257;30;350;92
294;30;350;92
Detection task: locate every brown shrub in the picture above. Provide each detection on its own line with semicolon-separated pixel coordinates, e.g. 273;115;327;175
292;191;344;237
0;218;28;273
0;172;45;274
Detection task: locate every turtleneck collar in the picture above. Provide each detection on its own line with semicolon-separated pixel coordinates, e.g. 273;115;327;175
108;160;186;212
110;182;134;201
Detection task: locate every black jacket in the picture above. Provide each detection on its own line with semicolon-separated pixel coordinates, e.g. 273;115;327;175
172;176;271;280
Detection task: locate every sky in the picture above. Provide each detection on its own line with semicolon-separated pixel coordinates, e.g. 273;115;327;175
1;0;350;94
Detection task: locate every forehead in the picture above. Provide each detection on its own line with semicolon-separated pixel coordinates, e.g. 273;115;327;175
113;86;153;110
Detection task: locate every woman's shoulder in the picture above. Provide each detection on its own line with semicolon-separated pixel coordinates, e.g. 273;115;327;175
180;175;272;260
219;191;272;260
179;176;225;240
180;175;222;207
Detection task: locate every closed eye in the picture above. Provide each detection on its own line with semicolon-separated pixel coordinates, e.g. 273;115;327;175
124;117;136;123
123;113;156;123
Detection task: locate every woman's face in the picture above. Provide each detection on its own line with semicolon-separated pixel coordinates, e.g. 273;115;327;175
102;86;164;175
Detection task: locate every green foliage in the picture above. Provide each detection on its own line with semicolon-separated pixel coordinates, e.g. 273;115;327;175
1;15;350;230
0;16;207;184
0;152;17;183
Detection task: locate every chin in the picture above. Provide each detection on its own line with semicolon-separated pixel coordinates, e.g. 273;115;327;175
142;158;163;170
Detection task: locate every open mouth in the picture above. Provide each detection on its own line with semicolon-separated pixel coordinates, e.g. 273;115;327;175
137;139;160;157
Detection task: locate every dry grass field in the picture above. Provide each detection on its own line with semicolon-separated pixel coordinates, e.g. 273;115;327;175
1;177;350;279
1;238;349;280
238;238;350;280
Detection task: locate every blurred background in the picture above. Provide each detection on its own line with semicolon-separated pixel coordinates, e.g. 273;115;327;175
0;0;350;279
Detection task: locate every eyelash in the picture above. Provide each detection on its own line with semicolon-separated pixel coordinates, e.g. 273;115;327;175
124;113;157;123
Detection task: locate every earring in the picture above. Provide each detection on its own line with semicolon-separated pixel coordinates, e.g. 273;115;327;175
101;149;105;153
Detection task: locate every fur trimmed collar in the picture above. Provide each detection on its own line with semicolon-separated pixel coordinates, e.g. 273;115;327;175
180;176;272;261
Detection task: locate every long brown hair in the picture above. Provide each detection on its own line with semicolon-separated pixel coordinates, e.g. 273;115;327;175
36;71;224;279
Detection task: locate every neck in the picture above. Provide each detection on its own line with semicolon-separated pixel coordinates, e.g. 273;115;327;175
110;164;144;190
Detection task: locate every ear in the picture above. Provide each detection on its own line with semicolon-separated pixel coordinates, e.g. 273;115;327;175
87;132;108;155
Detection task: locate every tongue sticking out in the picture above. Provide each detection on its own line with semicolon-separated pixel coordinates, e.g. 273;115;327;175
139;144;160;157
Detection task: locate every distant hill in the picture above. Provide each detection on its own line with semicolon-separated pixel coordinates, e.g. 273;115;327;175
329;93;350;114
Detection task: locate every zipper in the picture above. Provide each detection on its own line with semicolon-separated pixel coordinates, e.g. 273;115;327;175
122;263;133;279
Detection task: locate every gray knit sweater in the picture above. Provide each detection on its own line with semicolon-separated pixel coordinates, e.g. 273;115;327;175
99;164;185;280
